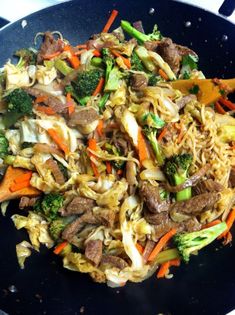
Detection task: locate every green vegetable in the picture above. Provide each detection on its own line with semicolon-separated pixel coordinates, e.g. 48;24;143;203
163;154;193;201
102;48;120;92
219;125;235;143
131;51;145;71
148;74;159;86
3;88;33;128
174;222;227;262
189;84;200;95
14;48;37;66
142;112;165;129
49;216;74;241
181;54;198;79
98;92;110;112
4;155;16;165
34;193;64;221
104;143;125;169
54;59;73;76
143;125;165;166
121;20;162;43
135;46;155;72
0;132;9;159
91;57;103;67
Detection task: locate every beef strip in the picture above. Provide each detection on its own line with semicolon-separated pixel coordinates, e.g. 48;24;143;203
229;167;235;188
176;94;197;110
19;197;38;209
130;73;148;90
101;255;128;270
133;21;145;33
95;209;116;228
37;32;64;64
164;164;210;193
140;181;170;213
153;219;178;240
142;240;156;262
45;158;65;185
25;87;67;114
182;217;202;232
62;211;98;242
60;196;95;216
170;192;220;215
144;210;169;225
34;143;63;157
68;107;99;128
194;179;224;195
85;240;103;266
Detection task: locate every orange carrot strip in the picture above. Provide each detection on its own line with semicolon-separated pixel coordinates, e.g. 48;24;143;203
34;95;48;104
66;92;75;115
43;51;61;60
35;105;56;116
96;120;104;137
138;129;149;163
202;219;221;229
63;45;80;69
159;68;169;81
76;44;87;49
215;101;226;114
93;49;101;57
157;261;170;278
10;180;31;192
102;9;119;33
47;128;69;155
218;208;235;239
88;138;99;177
148;228;177;262
169;258;181;267
177;122;184;144
136;243;144;254
219;97;235;111
111;50;131;69
53;241;68;255
92;77;105;96
14;171;32;184
74;49;87;56
106;161;112;174
117;169;123;175
157;126;168;142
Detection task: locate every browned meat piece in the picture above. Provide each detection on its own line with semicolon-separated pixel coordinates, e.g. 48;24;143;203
170;192;220;214
60;196;95;216
85;240;103;266
37;32;64;64
144;40;159;51
19;196;38;209
176;43;198;58
142;240;156;262
144;210;169;225
194;179;224;195
140;181;170;213
101;255;128;270
130;73;148;90
164;164;210;193
95;209;116;228
153;219;178;240
45;158;65;185
25;87;67;114
176;94;197;110
33;143;63;157
133;21;145;33
62;211;98;242
229;167;235;188
68;107;99;128
182;217;202;232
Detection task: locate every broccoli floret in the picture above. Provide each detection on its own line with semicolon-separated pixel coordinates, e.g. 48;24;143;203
163;154;193;201
0;132;9;159
143;126;165;166
102;48;120;92
14;48;37;66
49;216;75;241
174;222;227;263
131;51;145;71
148;74;159;86
75;69;102;98
121;20;162;44
34;193;64;221
3;88;33;128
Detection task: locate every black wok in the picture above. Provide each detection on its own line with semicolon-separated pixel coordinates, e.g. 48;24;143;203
0;1;235;314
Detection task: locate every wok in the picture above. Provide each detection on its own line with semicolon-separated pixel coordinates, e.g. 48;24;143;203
0;1;235;314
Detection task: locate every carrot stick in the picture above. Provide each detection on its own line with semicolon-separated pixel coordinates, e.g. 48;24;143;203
111;50;131;69
102;9;119;33
35;105;56;116
43;51;61;60
47;128;69;155
10;180;31;192
202;219;221;229
138;129;149;163
63;45;80;69
14;171;32;184
106;161;112;174
96;120;104;137
117;169;123;175
148;228;177;262
215;101;226;114
169;258;181;267
159;68;169;81
88;138;99;177
53;241;68;255
136;243;144;254
93;50;101;57
219;97;235;111
34;95;48;104
177;122;184;144
157;126;168;142
218;208;235;239
66;92;75;115
92;77;105;96
157;261;170;278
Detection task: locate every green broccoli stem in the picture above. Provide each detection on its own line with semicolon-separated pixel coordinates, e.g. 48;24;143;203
155;248;180;264
147;132;165;166
54;59;73;76
98;93;110;112
121;20;149;43
174;174;192;201
91;57;103;67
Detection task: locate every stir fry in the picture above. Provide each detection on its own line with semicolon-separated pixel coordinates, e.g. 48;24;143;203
0;10;234;287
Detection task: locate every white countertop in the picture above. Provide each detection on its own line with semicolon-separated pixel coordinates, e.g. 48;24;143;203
1;0;235;24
